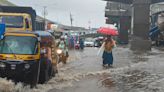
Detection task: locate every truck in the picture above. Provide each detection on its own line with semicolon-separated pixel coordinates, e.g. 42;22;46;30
0;6;36;31
149;11;164;46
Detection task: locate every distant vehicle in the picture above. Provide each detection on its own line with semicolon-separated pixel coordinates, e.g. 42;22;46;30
84;38;94;47
94;37;104;47
94;39;101;47
75;41;80;49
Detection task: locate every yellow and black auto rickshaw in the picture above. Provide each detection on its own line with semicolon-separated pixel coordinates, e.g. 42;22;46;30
35;31;58;84
0;31;58;87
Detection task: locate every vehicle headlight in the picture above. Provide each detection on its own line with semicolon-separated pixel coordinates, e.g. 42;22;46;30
56;49;62;54
24;64;30;69
0;62;6;68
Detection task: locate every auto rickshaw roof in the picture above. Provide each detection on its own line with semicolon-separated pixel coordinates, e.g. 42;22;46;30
35;31;52;37
35;31;54;46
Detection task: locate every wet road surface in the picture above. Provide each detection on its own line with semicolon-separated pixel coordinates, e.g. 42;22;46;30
1;46;164;92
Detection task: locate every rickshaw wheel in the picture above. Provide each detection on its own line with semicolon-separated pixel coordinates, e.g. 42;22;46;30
39;65;50;84
30;61;41;88
39;71;49;84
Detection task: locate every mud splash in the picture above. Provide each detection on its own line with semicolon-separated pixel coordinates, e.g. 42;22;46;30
0;78;31;92
34;61;150;92
112;69;163;92
0;61;149;92
0;47;164;92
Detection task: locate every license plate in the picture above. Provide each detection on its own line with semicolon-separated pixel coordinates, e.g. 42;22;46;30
11;64;16;70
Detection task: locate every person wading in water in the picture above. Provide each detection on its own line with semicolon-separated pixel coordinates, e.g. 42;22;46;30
102;35;116;67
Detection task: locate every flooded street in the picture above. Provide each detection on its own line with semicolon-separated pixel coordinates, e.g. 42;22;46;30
0;0;163;92
0;46;164;92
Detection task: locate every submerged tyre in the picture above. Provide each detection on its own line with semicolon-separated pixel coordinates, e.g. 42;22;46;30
39;61;51;84
30;61;41;88
40;69;49;84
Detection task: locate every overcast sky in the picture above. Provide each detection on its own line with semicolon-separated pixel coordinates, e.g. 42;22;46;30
8;0;107;28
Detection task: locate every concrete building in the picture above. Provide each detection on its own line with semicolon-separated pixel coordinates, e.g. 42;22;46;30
58;25;92;36
105;2;131;44
104;0;164;51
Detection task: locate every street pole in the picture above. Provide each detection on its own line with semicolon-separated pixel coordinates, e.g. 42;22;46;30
43;6;48;31
88;20;91;30
70;12;73;30
70;12;76;49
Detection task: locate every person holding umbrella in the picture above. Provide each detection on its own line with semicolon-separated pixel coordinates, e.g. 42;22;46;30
102;35;116;67
97;26;118;67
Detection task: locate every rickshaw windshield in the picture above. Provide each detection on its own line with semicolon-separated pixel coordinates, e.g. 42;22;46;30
0;36;38;55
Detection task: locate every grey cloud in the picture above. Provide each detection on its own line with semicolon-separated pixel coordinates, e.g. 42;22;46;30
8;0;106;28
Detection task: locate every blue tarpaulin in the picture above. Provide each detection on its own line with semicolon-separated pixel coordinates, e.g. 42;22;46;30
149;26;160;40
0;24;5;39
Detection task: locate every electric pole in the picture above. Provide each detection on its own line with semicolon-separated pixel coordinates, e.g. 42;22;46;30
70;12;73;29
88;20;91;30
42;6;48;31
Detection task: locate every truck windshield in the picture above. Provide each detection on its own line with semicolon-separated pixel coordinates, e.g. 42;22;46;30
0;16;23;28
0;36;38;55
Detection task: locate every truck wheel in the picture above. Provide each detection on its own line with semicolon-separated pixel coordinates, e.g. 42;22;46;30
30;61;40;88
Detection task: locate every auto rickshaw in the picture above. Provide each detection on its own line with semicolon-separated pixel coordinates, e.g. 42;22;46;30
35;31;58;83
0;31;58;87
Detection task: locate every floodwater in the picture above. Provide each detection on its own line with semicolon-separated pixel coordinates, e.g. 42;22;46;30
1;46;164;92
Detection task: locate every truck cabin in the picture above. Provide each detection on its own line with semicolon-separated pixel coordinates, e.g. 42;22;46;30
0;6;36;31
0;13;32;32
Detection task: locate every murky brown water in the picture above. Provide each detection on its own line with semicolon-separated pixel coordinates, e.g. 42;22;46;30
1;46;164;92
